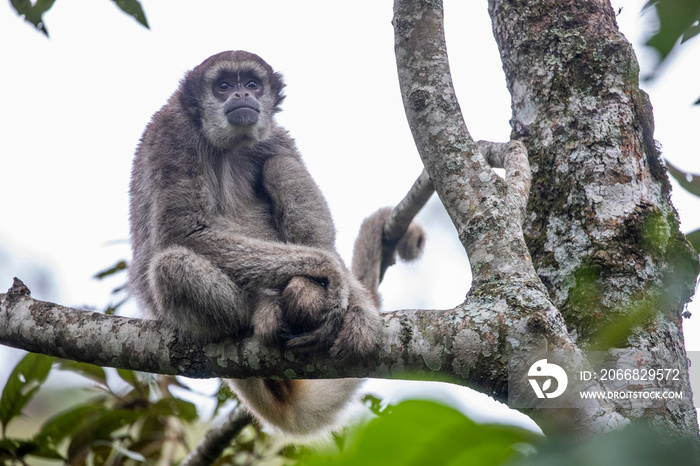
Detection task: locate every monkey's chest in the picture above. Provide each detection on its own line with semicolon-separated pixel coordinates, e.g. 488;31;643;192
219;196;280;242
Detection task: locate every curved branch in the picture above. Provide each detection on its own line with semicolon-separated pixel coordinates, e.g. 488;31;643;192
476;140;531;224
180;406;252;466
392;0;536;291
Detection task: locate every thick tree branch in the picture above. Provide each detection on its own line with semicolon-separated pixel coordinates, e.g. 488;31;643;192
0;278;498;381
1;278;617;410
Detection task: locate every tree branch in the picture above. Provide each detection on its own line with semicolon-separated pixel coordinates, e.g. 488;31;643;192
0;278;477;381
180;406;252;466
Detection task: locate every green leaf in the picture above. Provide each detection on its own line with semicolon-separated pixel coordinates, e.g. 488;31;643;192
518;424;697;466
665;159;700;196
94;260;127;280
67;409;141;460
301;400;539;466
35;403;107;448
643;0;700;71
0;437;63;462
116;368;144;390
150;398;198;423
9;0;56;36
0;353;54;431
21;442;63;460
362;394;385;416
56;360;108;387
109;0;149;28
686;229;700;253
681;19;700;43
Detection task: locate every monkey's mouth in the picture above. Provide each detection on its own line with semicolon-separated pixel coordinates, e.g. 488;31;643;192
226;106;260;126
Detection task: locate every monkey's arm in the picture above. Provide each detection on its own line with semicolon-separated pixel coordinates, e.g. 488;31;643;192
187;230;348;294
260;153;383;354
262;154;336;251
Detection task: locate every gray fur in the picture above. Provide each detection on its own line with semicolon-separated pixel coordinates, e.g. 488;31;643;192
129;51;421;436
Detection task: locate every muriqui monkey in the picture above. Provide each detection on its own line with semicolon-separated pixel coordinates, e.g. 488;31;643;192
129;51;424;436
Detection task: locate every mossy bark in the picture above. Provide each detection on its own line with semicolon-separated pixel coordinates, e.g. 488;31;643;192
489;0;699;437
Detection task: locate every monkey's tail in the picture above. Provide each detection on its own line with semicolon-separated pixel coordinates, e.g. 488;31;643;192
350;206;425;307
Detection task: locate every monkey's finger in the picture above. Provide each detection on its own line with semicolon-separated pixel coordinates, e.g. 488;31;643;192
283;310;345;351
279;332;298;342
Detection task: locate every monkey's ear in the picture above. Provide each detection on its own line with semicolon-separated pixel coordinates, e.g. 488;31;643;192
179;71;203;123
271;71;286;112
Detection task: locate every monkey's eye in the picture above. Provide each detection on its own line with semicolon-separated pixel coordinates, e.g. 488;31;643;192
218;81;233;90
244;80;259;90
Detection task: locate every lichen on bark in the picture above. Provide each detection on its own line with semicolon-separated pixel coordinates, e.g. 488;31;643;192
489;0;699;437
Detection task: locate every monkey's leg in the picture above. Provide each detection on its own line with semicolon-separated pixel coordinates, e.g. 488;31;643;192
148;245;249;340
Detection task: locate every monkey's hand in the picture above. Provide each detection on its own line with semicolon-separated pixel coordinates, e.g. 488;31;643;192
249;251;349;347
278;274;381;362
250;252;380;360
277;269;349;351
329;277;381;361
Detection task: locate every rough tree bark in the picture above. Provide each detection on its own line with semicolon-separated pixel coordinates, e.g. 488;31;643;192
487;0;699;437
1;0;699;456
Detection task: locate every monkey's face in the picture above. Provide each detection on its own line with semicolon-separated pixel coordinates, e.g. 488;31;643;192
213;71;263;127
181;51;286;149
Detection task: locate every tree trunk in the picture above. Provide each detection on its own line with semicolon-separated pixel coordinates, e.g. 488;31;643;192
488;0;700;437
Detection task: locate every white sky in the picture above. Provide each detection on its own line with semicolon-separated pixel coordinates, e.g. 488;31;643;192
0;0;699;429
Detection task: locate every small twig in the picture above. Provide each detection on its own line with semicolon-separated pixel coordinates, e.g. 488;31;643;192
179;406;253;466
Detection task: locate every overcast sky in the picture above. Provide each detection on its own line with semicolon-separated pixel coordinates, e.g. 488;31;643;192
1;0;698;427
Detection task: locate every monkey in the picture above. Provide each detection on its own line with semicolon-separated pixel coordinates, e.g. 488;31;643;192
128;51;424;436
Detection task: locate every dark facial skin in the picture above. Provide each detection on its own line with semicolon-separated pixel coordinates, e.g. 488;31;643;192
213;71;263;126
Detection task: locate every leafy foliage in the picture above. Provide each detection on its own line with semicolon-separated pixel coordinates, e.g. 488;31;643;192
0;352;312;464
9;0;148;36
0;352;54;437
297;398;698;466
0;352;203;464
299;399;540;466
644;0;700;69
9;0;55;36
517;424;698;466
643;0;700;103
665;160;700;252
